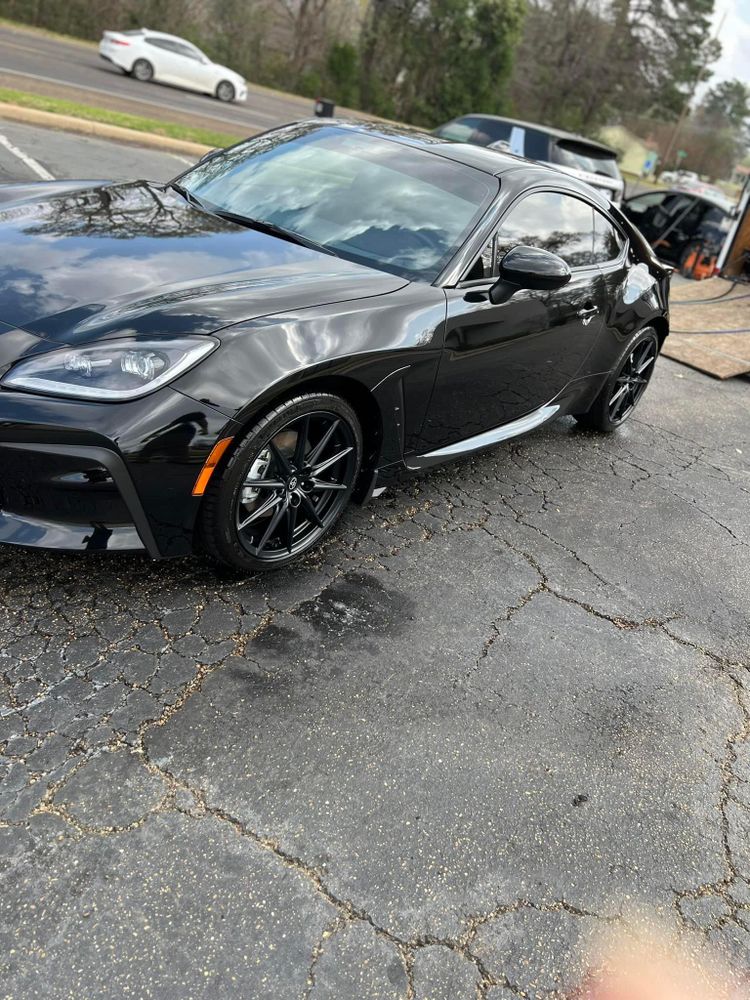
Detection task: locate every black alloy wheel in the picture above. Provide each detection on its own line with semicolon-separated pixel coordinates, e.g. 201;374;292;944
199;394;362;570
132;59;154;82
575;327;659;432
216;81;236;102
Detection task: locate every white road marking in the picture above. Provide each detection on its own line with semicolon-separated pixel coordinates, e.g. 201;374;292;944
0;132;54;180
171;154;195;166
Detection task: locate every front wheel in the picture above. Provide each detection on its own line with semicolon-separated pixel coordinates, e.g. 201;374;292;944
574;327;660;433
199;394;362;571
215;80;236;102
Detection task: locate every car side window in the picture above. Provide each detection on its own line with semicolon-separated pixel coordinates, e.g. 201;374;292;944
173;42;202;61
592;210;625;264
495;191;594;268
462;191;596;281
146;38;174;51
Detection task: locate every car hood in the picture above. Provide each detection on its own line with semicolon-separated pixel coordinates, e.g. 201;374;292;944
0;181;407;349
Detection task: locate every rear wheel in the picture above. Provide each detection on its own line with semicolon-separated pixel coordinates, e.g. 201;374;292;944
132;59;154;82
216;80;236;102
574;327;660;433
199;394;362;571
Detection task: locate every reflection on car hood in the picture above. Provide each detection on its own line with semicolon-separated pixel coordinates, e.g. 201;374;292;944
0;181;407;346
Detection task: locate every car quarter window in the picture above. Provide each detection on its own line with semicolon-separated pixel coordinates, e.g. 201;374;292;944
464;190;595;279
592;210;625;264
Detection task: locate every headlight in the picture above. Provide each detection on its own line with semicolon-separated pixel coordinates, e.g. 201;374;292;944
1;337;217;401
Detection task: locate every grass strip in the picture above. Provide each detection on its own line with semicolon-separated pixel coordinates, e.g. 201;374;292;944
0;86;243;148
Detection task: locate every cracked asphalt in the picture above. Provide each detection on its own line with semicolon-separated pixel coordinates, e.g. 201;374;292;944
1;128;750;998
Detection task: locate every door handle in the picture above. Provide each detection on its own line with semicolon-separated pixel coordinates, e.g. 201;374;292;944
577;304;598;317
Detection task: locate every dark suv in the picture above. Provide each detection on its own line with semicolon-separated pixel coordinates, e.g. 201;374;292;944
433;114;624;204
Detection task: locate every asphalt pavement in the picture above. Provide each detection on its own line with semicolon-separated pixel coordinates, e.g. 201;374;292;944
0;23;345;137
1;125;750;999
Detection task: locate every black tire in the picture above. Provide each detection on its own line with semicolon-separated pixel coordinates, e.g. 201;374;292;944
216;80;236;103
574;327;660;433
132;59;154;82
199;393;362;571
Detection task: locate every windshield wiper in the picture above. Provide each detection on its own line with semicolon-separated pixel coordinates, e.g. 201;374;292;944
210;209;336;256
168;182;207;210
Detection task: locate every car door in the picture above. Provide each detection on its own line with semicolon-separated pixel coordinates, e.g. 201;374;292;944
143;38;184;84
169;40;215;92
419;190;606;450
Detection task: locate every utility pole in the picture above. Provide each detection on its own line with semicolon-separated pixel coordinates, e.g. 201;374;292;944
661;6;727;170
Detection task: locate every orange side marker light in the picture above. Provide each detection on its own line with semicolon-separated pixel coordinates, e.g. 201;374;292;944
191;436;234;496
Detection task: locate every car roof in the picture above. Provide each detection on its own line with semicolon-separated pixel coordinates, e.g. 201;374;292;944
141;29;197;45
326;121;614;211
443;113;618;157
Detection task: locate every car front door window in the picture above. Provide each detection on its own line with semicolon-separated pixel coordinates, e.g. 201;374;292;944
494;190;595;268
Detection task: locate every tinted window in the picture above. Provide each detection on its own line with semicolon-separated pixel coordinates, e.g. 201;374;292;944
184;124;497;282
146;38;176;51
434;116;512;148
592;210;625;263
496;191;594;267
551;140;621;180
173;42;202;60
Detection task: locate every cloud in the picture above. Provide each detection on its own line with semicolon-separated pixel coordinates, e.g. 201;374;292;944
706;0;750;88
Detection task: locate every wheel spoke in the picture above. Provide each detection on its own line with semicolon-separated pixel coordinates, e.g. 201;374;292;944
299;493;325;529
310;478;347;491
635;353;655;375
307;419;340;467
313;446;353;476
269;441;292;477
285;503;298;553
293;415;310;468
257;499;288;551
238;493;281;530
609;384;628;407
242;478;286;490
611;386;630;419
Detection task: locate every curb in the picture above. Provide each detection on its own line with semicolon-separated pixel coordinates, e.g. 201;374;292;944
0;102;217;156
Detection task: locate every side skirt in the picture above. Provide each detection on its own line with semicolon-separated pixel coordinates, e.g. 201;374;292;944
405;402;560;472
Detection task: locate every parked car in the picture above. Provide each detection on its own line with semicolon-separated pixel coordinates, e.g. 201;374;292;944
99;28;247;103
621;188;733;273
0;121;669;570
433;114;625;203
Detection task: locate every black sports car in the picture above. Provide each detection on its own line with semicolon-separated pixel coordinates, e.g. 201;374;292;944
0;121;669;570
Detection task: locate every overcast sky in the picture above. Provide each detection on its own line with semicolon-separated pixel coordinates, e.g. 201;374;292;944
708;0;750;88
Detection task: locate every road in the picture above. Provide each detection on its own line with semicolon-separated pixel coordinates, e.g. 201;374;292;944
1;125;750;999
0;22;329;137
0;119;194;182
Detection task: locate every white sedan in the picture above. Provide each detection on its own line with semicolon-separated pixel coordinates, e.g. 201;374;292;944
99;29;247;103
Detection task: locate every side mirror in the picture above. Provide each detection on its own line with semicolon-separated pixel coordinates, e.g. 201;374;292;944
489;244;571;303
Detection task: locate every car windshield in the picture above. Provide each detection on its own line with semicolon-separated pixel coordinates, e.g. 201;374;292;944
551;141;620;180
180;124;497;281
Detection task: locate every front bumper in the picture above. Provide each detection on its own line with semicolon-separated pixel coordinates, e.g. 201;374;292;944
0;386;236;558
0;442;159;556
